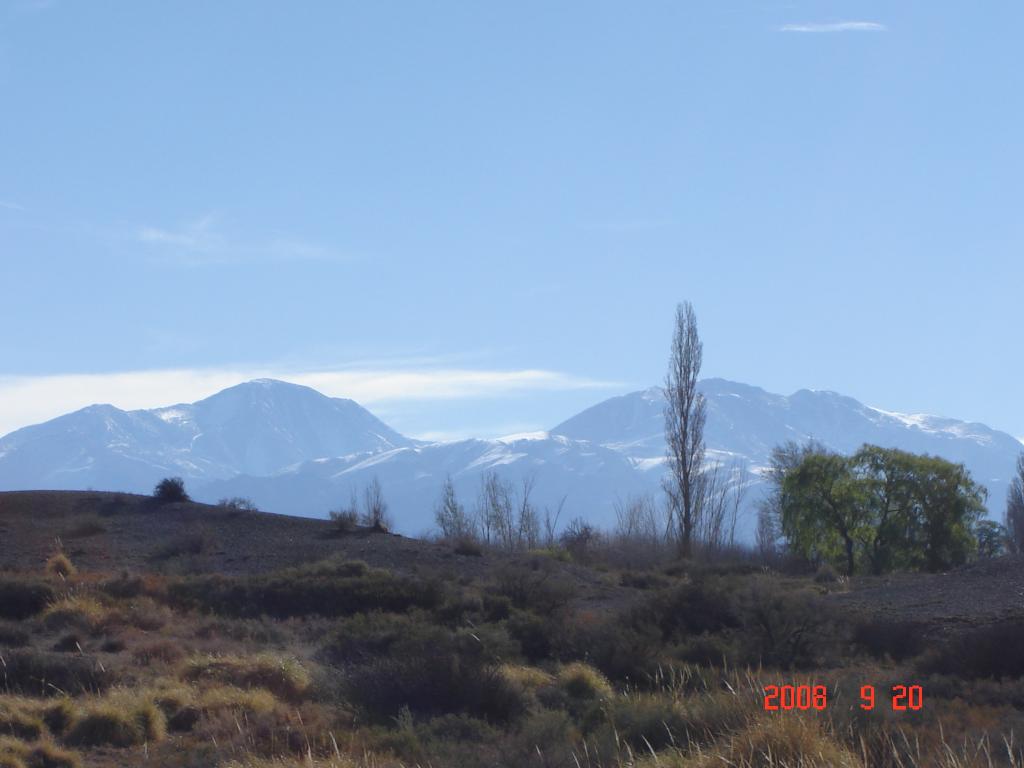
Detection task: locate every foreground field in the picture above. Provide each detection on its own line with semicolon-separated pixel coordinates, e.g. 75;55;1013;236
1;491;1023;767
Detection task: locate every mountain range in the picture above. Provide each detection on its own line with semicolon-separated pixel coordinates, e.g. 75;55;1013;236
1;378;1020;539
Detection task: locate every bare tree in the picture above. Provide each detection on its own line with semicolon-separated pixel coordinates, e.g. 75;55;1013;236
435;475;472;539
542;497;566;548
663;301;706;557
1007;453;1024;554
614;492;661;545
471;471;546;551
696;461;730;552
516;476;540;550
361;476;391;530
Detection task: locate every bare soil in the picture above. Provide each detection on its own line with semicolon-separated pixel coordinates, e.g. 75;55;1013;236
0;490;631;613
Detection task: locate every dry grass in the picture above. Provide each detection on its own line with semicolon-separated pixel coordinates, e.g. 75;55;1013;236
181;653;311;701
43;555;75;582
39;597;104;633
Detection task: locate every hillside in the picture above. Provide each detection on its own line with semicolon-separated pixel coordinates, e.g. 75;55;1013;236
2;491;1024;767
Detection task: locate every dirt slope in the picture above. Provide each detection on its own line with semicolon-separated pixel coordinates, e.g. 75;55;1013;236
0;490;629;613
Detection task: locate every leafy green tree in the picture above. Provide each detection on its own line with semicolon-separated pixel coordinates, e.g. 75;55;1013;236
775;444;987;575
974;519;1008;558
780;450;870;576
153;476;189;503
1006;453;1024;553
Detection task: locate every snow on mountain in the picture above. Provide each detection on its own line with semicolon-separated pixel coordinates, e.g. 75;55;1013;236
201;434;651;533
0;377;1018;538
553;378;1022;515
0;379;412;493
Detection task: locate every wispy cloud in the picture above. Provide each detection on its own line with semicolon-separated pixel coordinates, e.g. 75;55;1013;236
778;21;887;33
0;367;620;437
135;214;347;265
0;200;26;212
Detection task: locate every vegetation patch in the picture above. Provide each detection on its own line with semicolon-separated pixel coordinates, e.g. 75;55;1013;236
168;558;442;618
0;579;55;621
182;654;311;701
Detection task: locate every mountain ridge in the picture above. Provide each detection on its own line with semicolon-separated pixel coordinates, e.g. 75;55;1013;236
0;377;1019;537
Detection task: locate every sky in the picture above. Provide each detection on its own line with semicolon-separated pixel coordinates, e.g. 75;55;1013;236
2;1;1022;441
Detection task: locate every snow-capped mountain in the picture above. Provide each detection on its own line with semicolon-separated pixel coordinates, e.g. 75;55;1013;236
0;379;411;492
0;377;1019;538
201;433;653;533
553;378;1022;517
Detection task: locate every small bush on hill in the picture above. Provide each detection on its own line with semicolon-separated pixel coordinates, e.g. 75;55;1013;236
814;562;840;583
153;477;189;503
44;554;75;581
40;699;76;736
0;739;82;768
919;620;1024;679
0;703;44;741
557;662;613;701
853;618;928;661
62;518;107;539
41;597;106;633
328;508;358;533
733;580;840;668
491;564;574;613
0;622;30;648
218;497;259;513
182;654;311;701
150;530;210;561
1;650;116;697
453;537;483;556
343;624;526;724
644;576;740;640
66;701;165;748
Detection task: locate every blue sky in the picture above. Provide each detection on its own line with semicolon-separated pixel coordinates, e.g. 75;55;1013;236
1;1;1022;441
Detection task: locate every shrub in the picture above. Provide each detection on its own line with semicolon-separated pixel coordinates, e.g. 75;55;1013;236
556;612;662;683
40;699;76;736
182;654;311;701
603;694;688;752
41;597;106;633
168;558;441;619
557;662;613;701
711;715;859;768
492;564;573;613
319;612;430;666
853;618;927;661
453;537;483;557
132;640;187;666
499;664;553;694
62;519;106;539
919;620;1024;679
644;576;739;640
328;508;359;533
814;562;840;583
66;705;162;748
153;477;189;503
218;497;259;513
0;578;56;621
44;554;75;580
151;530;210;561
674;632;736;666
1;650;115;697
0;704;44;741
733;580;840;668
25;743;82;768
0;739;82;768
344;626;527;724
0;622;30;648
